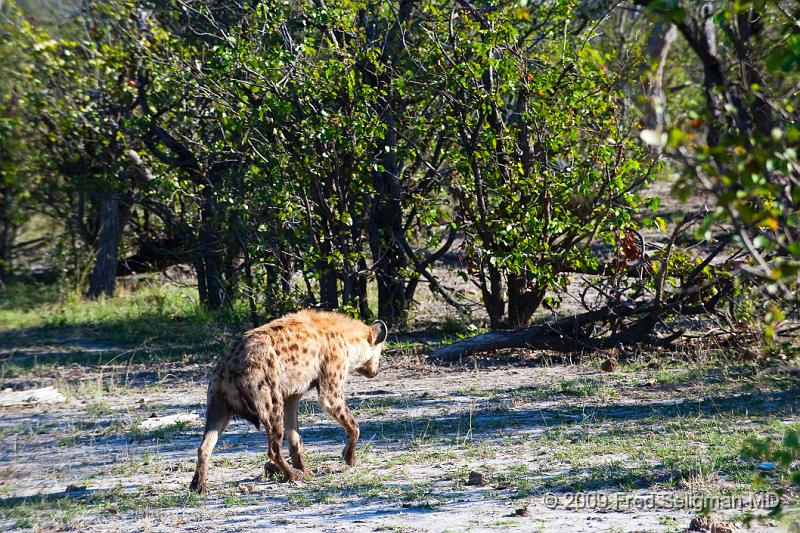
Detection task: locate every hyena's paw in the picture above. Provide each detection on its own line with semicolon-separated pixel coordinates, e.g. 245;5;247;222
264;461;282;479
283;467;305;483
189;476;207;495
291;461;314;478
266;462;304;482
343;445;356;467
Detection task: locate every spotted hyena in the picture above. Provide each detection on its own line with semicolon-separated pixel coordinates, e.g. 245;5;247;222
189;309;387;493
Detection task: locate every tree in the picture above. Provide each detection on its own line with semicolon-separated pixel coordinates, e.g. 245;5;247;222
0;7;27;280
636;0;800;326
13;1;157;297
428;1;654;328
144;0;456;323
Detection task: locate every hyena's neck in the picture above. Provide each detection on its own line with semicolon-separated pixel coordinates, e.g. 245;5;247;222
345;340;371;369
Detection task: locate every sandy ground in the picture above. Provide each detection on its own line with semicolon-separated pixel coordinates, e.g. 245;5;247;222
1;346;795;532
1;178;792;532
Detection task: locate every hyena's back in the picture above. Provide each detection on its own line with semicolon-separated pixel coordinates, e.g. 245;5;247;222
209;310;359;427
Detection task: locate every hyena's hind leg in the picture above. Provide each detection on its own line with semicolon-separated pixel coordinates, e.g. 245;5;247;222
259;391;304;482
266;394;310;477
284;394;311;475
318;385;360;466
190;387;231;494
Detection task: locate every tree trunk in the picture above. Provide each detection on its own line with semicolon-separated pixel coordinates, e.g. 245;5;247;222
368;114;408;324
197;218;225;310
314;190;339;310
478;261;505;330
196;183;227;310
430;303;673;361
0;186;14;280
673;3;751;147
194;254;208;306
506;275;545;329
356;256;369;318
642;21;677;135
362;0;416;326
194;161;239;312
634;1;751;147
86;192;131;299
317;254;339;309
730;9;773;137
238;232;259;328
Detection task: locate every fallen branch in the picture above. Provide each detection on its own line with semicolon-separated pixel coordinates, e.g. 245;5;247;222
0;386;65;407
429;273;737;361
117;238;188;275
429;305;628;361
138;413;200;431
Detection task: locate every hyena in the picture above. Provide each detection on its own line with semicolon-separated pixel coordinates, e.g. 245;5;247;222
190;309;387;493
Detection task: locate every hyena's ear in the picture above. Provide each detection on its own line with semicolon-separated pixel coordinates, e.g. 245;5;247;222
370;320;388;345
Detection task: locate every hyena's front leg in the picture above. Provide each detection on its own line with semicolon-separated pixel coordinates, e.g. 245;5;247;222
319;387;360;466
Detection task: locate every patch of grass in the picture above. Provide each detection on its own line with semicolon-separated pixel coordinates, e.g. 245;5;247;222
129;419;193;442
0;281;234;363
455;387;496;398
0;495;85;530
93;485;201;515
0;281;61;313
61;378;122;400
489;518;520;528
383;446;460;468
384;339;420;352
150;491;202;509
533;411;794;495
400;482;434;501
286;491;311;507
311;487;340;504
96;418;129;437
494;464;535;499
56;433;80;447
216;456;236;468
350;395;410;417
658;515;680;532
464;443;499;460
110;450;165;476
653;367;700;386
223;493;247;506
13;518;33;529
440;315;483;338
299;467;395;504
751;368;800;391
466;377;620;404
554;377;616;399
86;400;113;416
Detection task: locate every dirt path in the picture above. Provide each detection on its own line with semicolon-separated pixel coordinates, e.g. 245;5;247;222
1;349;795;532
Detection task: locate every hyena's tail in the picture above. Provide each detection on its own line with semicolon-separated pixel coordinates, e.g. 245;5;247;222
215;373;262;429
233;381;263;429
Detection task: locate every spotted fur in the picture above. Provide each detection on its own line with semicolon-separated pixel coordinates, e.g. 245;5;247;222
190;310;387;493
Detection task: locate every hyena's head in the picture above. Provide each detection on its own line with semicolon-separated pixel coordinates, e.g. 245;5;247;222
354;320;388;378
